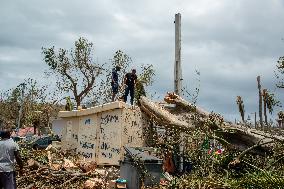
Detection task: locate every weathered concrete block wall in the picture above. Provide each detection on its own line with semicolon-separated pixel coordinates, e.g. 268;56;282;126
122;107;144;148
77;114;99;160
97;109;122;165
61;117;79;152
58;102;145;165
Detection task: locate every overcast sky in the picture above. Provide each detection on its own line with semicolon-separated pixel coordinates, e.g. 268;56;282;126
1;0;284;121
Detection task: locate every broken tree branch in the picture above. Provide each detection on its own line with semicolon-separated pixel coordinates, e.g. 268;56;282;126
164;92;209;117
163;92;284;151
139;96;194;131
229;139;275;167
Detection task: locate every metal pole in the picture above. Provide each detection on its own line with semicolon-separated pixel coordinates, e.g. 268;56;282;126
174;13;182;95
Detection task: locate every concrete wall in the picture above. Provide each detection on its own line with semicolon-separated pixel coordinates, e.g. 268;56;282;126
122;107;144;149
77;114;99;160
59;102;145;165
61;117;79;152
51;118;65;137
97;109;122;165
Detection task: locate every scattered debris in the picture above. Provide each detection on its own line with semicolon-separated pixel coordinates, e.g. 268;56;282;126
83;178;104;189
13;92;284;189
17;144;119;189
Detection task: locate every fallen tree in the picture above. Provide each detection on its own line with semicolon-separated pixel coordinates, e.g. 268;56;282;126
139;93;284;189
164;92;209;118
140;93;284;152
139;96;194;131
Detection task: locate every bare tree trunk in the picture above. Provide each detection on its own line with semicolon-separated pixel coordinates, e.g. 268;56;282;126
257;76;263;130
236;96;245;123
263;89;268;128
254;112;257;129
75;96;81;107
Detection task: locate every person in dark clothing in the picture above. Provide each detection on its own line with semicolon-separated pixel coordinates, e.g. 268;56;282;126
111;66;121;102
0;129;24;189
123;69;137;105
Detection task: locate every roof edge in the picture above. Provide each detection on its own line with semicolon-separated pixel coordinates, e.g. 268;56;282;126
58;101;133;118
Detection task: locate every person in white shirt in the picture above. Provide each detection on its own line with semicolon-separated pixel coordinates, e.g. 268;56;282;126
0;129;23;189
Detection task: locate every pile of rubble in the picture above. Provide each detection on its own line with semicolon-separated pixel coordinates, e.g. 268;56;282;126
17;144;119;189
16;92;284;189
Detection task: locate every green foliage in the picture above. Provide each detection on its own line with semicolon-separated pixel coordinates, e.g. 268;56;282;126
138;64;155;87
0;78;61;129
144;105;284;189
42;37;103;106
43;46;57;70
166;171;284;189
94;50;132;104
93;50;155;105
228;171;284;189
275;56;284;88
182;69;201;104
135;64;155;105
264;90;281;114
134;81;146;105
20;146;49;165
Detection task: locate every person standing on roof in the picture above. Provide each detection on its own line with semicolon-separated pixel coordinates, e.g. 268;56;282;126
0;128;24;189
123;69;137;105
111;66;121;102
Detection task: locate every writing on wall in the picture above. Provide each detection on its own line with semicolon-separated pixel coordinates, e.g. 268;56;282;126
85;118;91;125
72;134;78;141
78;151;93;159
101;114;119;125
101;147;120;159
123;108;143;147
80;141;95;149
99;110;121;164
77;117;97;160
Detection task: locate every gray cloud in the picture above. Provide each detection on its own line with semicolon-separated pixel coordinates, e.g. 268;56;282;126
0;0;284;121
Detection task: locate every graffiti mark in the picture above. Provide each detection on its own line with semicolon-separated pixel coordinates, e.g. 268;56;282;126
81;135;87;139
101;142;110;150
80;134;97;141
80;141;95;149
101;152;113;158
101;114;119;125
100;127;104;133
111;148;120;154
72;134;78;141
85;118;91;125
78;151;93;159
131;121;138;127
128;136;133;143
124;127;128;135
